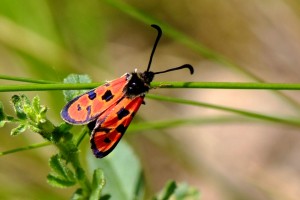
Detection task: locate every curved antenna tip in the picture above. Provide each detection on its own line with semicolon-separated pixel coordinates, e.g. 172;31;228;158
153;64;194;75
184;64;194;74
151;24;161;31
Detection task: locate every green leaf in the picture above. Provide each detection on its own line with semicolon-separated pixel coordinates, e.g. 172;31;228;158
47;173;76;188
100;194;111;200
174;183;200;200
155;181;177;200
11;95;27;119
20;94;31;105
49;154;75;180
90;168;106;200
11;124;27;136
32;96;41;113
87;141;142;200
52;122;73;143
153;181;201;200
27;124;41;133
71;188;84;200
32;96;48;122
0;120;7;128
20;95;39;123
63;74;92;102
75;167;86;181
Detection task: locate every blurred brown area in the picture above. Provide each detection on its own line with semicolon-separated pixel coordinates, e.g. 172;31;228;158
0;0;300;199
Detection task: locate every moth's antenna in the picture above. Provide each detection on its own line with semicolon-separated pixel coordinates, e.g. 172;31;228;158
146;24;162;72
153;64;194;75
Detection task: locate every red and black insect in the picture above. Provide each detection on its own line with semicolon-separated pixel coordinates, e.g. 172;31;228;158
61;24;194;158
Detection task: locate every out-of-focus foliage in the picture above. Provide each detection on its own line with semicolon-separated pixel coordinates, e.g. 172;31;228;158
1;0;300;200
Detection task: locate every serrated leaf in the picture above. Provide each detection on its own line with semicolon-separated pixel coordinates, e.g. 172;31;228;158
23;103;36;122
90;169;105;200
63;74;92;102
49;154;75;181
11;124;27;136
47;173;76;188
27;125;41;133
75;167;86;181
11;95;27;119
64;74;92;84
20;94;31;105
32;96;41;113
32;96;48;122
52;122;73;142
39;106;47;117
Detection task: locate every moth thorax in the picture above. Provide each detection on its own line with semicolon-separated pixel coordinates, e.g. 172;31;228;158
125;72;151;98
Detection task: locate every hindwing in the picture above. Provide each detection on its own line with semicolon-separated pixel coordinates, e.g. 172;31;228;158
90;96;144;158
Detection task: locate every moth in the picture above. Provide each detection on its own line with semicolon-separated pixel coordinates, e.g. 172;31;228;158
61;24;194;158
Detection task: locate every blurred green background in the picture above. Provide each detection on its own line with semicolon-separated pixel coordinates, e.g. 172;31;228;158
1;0;300;199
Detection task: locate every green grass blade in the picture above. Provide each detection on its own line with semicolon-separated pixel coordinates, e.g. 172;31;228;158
0;74;56;84
146;94;300;127
128;116;248;133
1;81;300;92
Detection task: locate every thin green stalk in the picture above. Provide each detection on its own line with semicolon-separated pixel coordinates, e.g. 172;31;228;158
0;74;57;84
75;127;89;147
0;141;51;156
146;94;300;127
1;81;300;92
128;116;248;133
151;82;300;90
0;83;101;92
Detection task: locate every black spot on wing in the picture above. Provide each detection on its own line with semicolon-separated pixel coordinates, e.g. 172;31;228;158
103;137;111;144
77;104;82;111
90;127;120;158
88;90;97;100
85;105;91;121
116;124;126;134
93;126;111;133
102;90;114;102
117;108;130;120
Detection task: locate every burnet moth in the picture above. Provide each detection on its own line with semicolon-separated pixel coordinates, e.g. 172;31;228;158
61;24;194;158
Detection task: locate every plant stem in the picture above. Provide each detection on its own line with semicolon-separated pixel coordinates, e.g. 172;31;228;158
151;82;300;90
146;94;300;127
1;82;300;92
0;74;57;84
0;142;51;156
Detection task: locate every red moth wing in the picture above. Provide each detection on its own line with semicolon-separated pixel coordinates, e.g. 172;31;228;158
90;96;144;158
61;73;130;124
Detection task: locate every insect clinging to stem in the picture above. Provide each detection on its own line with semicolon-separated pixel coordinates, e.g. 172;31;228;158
61;24;194;158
